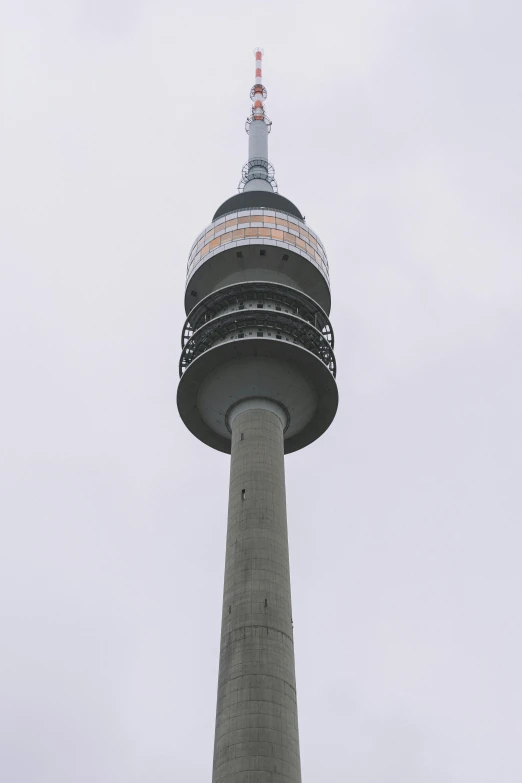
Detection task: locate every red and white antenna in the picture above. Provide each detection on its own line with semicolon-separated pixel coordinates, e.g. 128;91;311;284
240;49;277;193
252;48;267;121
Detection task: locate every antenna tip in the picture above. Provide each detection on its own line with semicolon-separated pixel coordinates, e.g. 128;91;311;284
253;47;264;56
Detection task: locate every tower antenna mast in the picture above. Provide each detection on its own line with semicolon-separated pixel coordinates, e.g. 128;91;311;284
240;48;277;193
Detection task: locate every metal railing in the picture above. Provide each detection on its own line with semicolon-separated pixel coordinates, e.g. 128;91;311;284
179;308;336;378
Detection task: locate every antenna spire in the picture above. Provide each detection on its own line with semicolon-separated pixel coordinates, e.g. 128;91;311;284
239;48;277;194
252;48;267;121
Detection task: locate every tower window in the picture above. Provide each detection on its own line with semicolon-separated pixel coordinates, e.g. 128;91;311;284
276;334;282;339
236;251;243;259
260;249;266;256
257;303;264;309
257;331;263;337
276;306;281;311
241;489;246;501
238;333;244;339
282;254;289;261
238;304;245;310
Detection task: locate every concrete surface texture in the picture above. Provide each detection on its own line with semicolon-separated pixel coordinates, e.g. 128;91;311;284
212;405;301;783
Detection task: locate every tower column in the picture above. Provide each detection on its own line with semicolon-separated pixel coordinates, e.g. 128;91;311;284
178;48;337;780
212;401;302;783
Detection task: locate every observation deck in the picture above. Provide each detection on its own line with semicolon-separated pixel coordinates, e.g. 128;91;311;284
178;201;338;454
184;206;331;315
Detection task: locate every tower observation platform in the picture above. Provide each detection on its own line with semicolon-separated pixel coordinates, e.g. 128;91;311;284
177;50;338;782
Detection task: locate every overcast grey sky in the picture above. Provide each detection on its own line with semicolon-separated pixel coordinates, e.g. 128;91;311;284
1;1;521;781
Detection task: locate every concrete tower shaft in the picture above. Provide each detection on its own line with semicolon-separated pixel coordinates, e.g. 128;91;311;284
177;50;338;782
213;403;301;782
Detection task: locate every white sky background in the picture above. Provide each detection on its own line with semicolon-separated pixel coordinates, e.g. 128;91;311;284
1;0;521;780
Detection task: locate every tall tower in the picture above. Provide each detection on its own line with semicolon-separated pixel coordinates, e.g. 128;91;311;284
177;50;338;783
